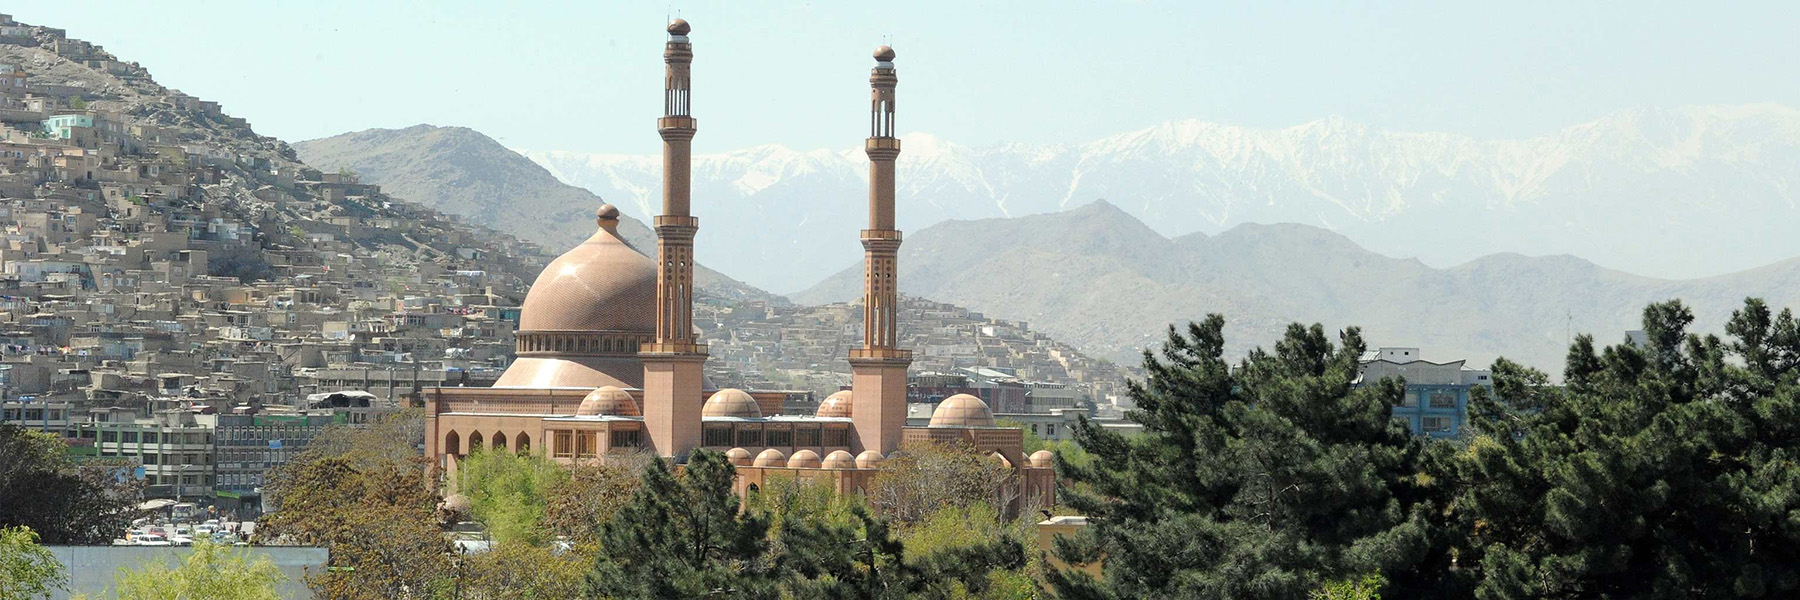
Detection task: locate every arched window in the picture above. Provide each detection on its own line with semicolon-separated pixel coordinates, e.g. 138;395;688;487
469;431;483;450
445;431;460;456
492;432;507;450
516;433;531;454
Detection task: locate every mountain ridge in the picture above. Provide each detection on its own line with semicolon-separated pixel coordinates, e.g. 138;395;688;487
523;103;1800;292
792;200;1800;374
293;125;777;301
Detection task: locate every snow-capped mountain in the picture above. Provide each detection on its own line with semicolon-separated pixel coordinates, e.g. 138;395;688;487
522;104;1800;294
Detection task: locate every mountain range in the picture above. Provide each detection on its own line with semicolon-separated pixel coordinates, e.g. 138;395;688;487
795;200;1800;372
523;104;1800;294
293;125;775;301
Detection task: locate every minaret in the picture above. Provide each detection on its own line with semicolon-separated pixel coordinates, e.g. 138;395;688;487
641;18;707;461
849;45;912;456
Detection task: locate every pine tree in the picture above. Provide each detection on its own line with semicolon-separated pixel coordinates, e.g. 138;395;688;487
1453;299;1800;599
584;450;778;599
1047;316;1448;599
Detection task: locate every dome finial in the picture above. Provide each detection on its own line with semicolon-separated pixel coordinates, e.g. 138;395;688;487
596;203;620;229
874;45;895;63
667;18;691;36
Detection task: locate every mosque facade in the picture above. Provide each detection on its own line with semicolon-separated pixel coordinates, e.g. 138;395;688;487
424;20;1056;508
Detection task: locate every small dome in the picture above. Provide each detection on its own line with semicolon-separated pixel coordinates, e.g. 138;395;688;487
816;390;853;418
929;394;995;427
725;447;753;466
1029;450;1054;468
821;450;856;469
442;493;472;513
789;449;822;469
668;18;691;36
577;386;639;417
753;448;787;468
990;451;1013;468
855;450;885;469
596;203;620;223
874;45;895;61
703;389;762;419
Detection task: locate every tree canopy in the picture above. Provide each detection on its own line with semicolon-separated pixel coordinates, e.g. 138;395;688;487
0;425;143;545
113;540;282;600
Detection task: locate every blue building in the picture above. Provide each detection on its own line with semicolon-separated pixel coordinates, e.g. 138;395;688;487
1356;347;1492;438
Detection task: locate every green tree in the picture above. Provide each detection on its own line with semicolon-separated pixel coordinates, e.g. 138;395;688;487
113;539;281;600
583;450;778;599
0;425;143;544
1450;298;1800;598
543;454;650;546
0;526;66;600
1048;316;1447;599
455;448;568;546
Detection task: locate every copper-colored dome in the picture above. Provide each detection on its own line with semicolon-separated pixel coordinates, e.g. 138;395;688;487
816;390;853;418
577;386;639;417
753;448;787;468
855;450;885;469
1029;450;1054;468
990;451;1012;468
703;389;762;419
494;210;656;389
821;450;856;469
668;18;691;35
929;394;994;427
789;449;822;469
516;216;655;334
725;447;753;466
874;45;895;61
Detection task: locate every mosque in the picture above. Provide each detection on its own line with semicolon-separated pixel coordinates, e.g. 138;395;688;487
423;19;1056;507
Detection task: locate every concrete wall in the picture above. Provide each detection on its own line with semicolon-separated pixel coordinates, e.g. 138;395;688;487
46;545;326;599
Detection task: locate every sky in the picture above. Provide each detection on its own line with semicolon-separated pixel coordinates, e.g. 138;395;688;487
15;1;1800;155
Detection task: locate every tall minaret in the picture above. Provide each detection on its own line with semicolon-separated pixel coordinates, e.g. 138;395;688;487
849;45;912;456
641;18;707;461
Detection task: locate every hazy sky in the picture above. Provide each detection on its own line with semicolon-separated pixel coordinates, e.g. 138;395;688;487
17;1;1799;155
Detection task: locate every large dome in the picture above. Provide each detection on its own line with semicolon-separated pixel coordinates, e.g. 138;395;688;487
518;205;656;333
495;205;657;389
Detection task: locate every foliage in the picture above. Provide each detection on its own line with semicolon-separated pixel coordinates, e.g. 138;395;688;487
0;526;66;600
261;411;448;600
898;503;1036;600
997;418;1048;454
867;440;1017;528
1447;298;1800;598
455;448;568;546
1313;573;1386;600
542;452;650;546
459;542;590;600
67;96;86;110
583;450;778;599
113;539;281;600
1048;315;1445;599
0;425;144;544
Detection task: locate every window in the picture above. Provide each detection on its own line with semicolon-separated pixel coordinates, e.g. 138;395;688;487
1422;416;1452;433
142;432;158;443
122;431;139;443
764;425;793;448
609;429;641;450
1045;424;1057;437
822;427;849;448
735;424;763;448
102;431;118;443
1401;391;1419;408
1429;391;1457;409
575;431;596;459
142;454;158;465
795;425;821;447
702;424;733;447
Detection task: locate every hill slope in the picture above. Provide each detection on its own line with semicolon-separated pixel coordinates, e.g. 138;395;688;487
793;201;1800;373
527;104;1800;292
295;125;773;301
